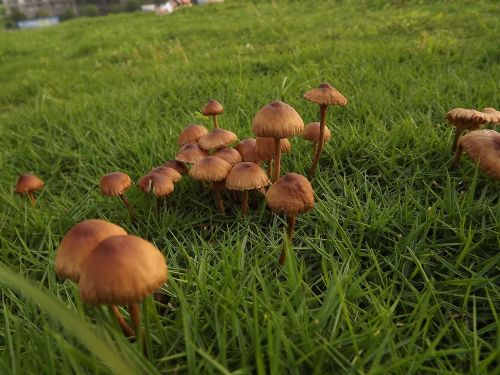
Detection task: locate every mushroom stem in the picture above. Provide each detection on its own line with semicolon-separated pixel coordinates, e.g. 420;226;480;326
242;190;249;215
312;142;317;159
119;194;136;224
279;215;296;265
213;115;218;129
214;189;225;214
129;303;147;356
452;126;465;152
452;143;464;169
156;196;162;217
267;160;273;178
110;305;135;337
27;192;36;207
272;138;281;183
309;104;328;178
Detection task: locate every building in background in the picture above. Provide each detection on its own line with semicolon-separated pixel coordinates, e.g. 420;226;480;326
4;0;77;18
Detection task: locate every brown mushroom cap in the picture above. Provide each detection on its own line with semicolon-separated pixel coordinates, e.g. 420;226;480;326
459;129;500;179
79;235;168;306
482;108;500;125
15;174;44;193
446;108;488;128
149;167;182;183
164;160;188;175
198;129;237;150
235;139;260;163
138;174;153;193
265;173;314;216
252;100;304;139
212;147;243;166
256;137;292;161
140;173;174;197
225;162;270;191
202;99;224;116
176;143;208;164
303;82;348;106
301;122;332;142
100;172;132;196
178;124;209;146
55;219;127;282
189;156;232;182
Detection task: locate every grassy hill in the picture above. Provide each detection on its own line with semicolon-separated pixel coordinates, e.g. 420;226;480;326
0;0;499;373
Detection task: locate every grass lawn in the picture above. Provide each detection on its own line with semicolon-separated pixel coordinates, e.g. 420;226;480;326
0;0;499;373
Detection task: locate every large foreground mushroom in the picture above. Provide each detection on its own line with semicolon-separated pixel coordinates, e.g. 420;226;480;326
453;129;500;176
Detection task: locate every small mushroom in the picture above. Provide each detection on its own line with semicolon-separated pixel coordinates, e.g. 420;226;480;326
15;173;44;207
235;139;261;164
301;122;332;159
265;173;314;265
198;128;237;151
446;108;488;153
202;99;224;129
138;173;174;216
453;129;500;176
175;143;208;164
163;160;188;175
212;147;242;166
100;172;135;223
256;137;292;177
178;124;209;146
149;166;182;183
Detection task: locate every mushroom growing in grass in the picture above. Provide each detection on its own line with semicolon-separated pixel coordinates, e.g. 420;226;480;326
79;235;168;343
178;124;209;146
225;162;270;215
301;122;332;159
446;108;488;153
138;173;175;216
175;143;208;164
252;101;304;183
265;173;314;265
15;173;44;207
212;147;242;166
453;129;500;174
303;82;347;178
202;99;224;129
198;128;237;151
164;160;188;175
100;172;135;223
256;137;292;177
149;166;182;183
481;108;500;125
189;156;232;214
235;139;261;164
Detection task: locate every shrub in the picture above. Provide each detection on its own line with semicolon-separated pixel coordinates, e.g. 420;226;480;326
4;7;26;29
124;0;140;13
60;9;76;21
83;4;99;17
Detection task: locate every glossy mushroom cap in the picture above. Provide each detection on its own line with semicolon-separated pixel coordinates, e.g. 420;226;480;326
149;166;182;183
15;174;44;193
212;147;242;166
482;108;500;125
303;82;347;106
225;162;269;191
235;139;260;163
256;137;292;161
138;173;174;197
252;100;304;139
198;129;237;150
164;160;188;175
202;99;224;116
446;108;488;128
265;173;314;216
79;235;168;306
178;124;209;146
176;143;208;164
301;122;332;142
55;219;127;282
100;172;132;196
189;156;232;182
459;129;500;179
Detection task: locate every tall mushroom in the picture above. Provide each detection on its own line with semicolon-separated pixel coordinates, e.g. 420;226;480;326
252;101;304;183
202;99;224;129
100;172;135;223
15;173;44;207
453;129;500;175
265;173;314;265
301;122;332;159
178;124;209;146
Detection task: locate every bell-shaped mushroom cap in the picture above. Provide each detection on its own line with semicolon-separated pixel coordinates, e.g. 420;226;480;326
303;82;348;106
100;172;132;196
164;160;188;175
202;99;224;116
150;166;182;183
212;147;242;166
178;124;209;146
138;174;153;193
137;173;175;196
55;219;127;282
176;143;208;164
252;100;304;139
482;108;500;125
256;137;292;161
15;174;44;193
79;235;168;306
446;108;488;128
198;129;237;150
235;139;260;163
459;129;500;179
189;156;232;182
301;122;332;142
225;162;270;191
265;173;314;216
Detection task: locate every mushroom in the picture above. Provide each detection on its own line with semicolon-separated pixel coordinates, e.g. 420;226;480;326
202;99;224;129
189;156;232;213
252;101;304;182
301;122;332;159
138;173;174;216
175;143;208;164
15;173;44;207
446;108;488;153
453;129;500;175
178;124;209;146
100;172;135;223
235;139;261;164
303;82;347;178
79;235;168;342
481;108;500;125
197;128;237;151
225;162;270;215
256;137;292;177
265;173;314;265
212;147;242;166
163;160;188;175
149;166;182;183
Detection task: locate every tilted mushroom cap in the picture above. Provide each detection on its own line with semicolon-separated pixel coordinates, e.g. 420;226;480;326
446;108;488;128
482;108;500;125
79;235;168;306
303;82;347;106
138;174;153;193
235;139;260;163
225;162;270;191
252;100;304;139
149;166;182;183
256;137;292;161
301;122;332;142
189;156;232;182
212;147;242;166
178;124;209;146
202;99;224;116
265;173;314;216
164;160;188;175
198;129;237;150
176;143;208;164
15;174;44;193
100;172;132;196
459;129;500;179
137;173;174;196
55;219;127;282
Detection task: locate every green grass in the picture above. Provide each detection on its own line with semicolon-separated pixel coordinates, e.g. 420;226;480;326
1;0;499;373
